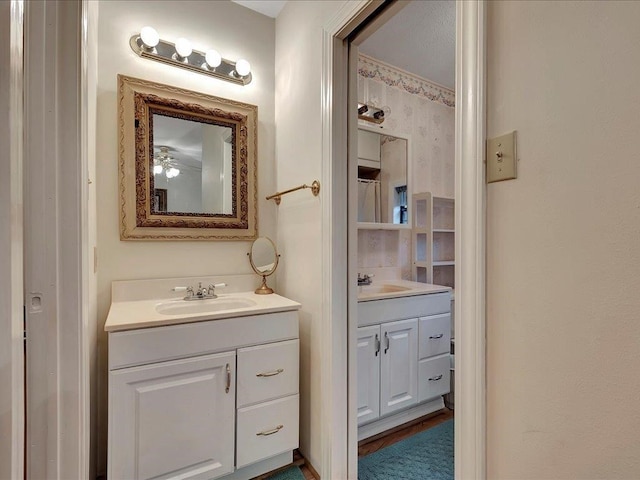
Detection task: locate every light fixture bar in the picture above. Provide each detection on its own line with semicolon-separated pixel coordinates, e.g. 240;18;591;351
358;102;385;124
129;35;252;86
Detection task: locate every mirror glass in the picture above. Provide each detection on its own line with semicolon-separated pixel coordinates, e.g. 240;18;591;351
249;237;278;275
152;114;233;215
118;75;257;240
357;128;408;225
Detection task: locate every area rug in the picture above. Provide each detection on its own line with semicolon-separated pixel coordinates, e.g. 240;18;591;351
265;465;306;480
358;419;453;480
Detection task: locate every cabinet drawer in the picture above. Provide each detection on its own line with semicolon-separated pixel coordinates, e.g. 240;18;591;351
236;395;299;468
418;314;451;359
358;292;451;328
237;339;299;408
418;355;450;403
109;311;298;370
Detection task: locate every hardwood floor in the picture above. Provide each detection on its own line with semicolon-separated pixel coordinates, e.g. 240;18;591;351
358;408;454;457
252;450;318;480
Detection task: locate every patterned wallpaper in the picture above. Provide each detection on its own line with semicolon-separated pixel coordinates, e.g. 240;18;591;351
358;54;455;281
358;53;455;199
358;229;412;281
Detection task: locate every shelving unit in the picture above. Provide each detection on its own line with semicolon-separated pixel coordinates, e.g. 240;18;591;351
411;193;455;289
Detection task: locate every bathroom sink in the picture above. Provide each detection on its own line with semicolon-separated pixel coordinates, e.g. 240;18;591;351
155;297;257;316
359;284;412;295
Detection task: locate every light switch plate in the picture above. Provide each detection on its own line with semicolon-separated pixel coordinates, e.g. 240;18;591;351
487;131;517;183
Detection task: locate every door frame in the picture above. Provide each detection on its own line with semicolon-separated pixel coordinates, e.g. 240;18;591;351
20;0;91;478
320;1;487;478
0;1;26;478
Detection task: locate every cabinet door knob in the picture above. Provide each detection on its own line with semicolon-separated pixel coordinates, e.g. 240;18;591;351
384;332;390;354
429;334;444;339
256;425;284;436
225;363;231;393
374;334;380;356
256;368;284;377
429;374;443;382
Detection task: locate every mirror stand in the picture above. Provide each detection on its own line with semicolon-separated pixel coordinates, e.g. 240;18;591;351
255;275;274;295
248;236;280;295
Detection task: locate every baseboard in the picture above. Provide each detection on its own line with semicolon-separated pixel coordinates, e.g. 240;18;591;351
304;456;320;480
226;452;292;480
252;449;319;480
358;408;449;447
358;397;444;441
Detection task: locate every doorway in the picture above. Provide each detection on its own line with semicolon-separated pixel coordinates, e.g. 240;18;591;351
320;0;486;478
351;1;456;477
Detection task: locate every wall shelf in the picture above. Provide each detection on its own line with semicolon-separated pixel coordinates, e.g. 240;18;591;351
411;193;455;289
357;222;411;231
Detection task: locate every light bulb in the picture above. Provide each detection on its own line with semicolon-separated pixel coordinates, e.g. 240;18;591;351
153;164;163;175
205;49;221;69
174;38;192;59
235;59;250;77
140;26;159;49
167;167;180;178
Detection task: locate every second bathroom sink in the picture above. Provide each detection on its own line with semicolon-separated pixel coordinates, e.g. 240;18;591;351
359;284;411;295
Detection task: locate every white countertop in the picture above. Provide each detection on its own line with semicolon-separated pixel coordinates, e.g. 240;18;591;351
357;279;451;302
105;291;301;332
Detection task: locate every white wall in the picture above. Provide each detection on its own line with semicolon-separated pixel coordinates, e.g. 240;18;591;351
274;0;346;472
95;1;275;474
487;1;640;478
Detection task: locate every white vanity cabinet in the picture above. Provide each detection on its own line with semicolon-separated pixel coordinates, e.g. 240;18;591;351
357;319;418;424
110;351;237;480
357;290;451;440
380;319;418;415
357;325;381;424
107;307;300;480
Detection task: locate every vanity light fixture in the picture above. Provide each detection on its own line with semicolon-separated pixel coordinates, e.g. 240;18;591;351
130;27;252;85
140;26;160;50
173;38;193;61
358;102;389;124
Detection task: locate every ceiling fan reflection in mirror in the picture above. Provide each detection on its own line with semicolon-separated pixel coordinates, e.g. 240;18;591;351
153;146;181;178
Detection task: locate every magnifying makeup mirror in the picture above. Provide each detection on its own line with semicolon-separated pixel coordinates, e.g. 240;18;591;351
248;236;280;294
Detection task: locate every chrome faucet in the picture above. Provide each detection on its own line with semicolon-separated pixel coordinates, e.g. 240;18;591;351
357;273;374;286
172;282;227;301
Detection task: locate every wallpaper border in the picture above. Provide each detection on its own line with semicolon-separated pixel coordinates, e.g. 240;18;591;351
358;53;455;108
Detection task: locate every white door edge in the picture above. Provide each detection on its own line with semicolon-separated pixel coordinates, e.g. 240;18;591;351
1;1;26;478
23;1;91;478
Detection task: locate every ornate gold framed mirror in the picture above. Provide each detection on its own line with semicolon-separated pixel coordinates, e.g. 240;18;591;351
118;75;257;240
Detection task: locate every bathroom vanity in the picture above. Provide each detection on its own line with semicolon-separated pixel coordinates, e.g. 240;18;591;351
357;280;451;440
105;276;301;480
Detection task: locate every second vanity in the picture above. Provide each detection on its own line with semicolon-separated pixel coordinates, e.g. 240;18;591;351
105;275;301;480
357;280;451;440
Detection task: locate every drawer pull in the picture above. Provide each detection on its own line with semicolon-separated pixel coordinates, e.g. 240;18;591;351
225;363;231;393
256;425;284;436
429;334;444;339
256;368;284;378
429;374;443;382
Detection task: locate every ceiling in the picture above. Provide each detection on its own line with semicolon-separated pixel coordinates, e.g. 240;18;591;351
231;0;455;90
231;0;286;18
360;0;455;90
